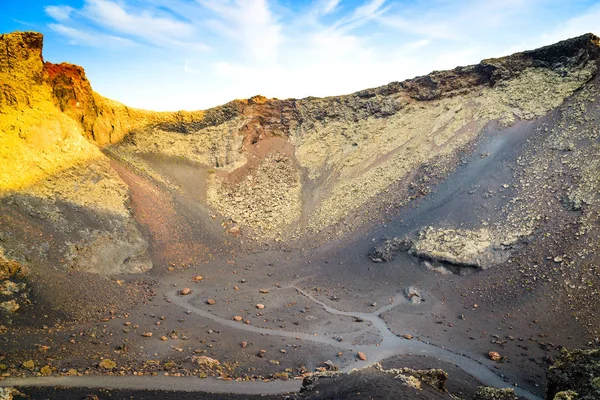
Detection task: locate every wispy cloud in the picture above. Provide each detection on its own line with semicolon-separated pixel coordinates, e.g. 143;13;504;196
32;0;600;110
378;0;537;41
200;0;283;64
44;5;74;22
332;0;389;33
319;0;341;16
45;0;207;50
48;23;136;48
81;0;195;40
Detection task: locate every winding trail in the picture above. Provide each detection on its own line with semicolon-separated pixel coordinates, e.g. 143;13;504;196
3;280;542;400
167;283;542;400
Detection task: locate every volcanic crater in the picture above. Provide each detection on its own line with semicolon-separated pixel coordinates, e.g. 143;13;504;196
1;31;600;400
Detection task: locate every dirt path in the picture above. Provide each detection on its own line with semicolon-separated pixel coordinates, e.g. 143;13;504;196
166;282;542;400
0;375;301;395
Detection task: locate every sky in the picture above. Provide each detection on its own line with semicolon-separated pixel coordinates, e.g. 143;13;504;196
1;0;600;111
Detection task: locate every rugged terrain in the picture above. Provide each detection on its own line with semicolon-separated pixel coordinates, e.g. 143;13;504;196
1;31;600;399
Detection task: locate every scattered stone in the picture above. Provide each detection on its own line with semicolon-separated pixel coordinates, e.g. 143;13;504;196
259;289;270;294
40;365;53;376
180;287;191;295
258;349;267;358
99;359;116;369
357;352;367;361
206;299;216;305
0;281;24;296
488;351;501;361
474;386;519;400
256;303;265;309
241;341;248;348
402;334;413;340
323;360;339;371
193;356;221;368
369;237;412;262
142;332;153;337
233;315;243;322
0;258;25;281
0;387;26;400
410;227;495;268
0;300;19;313
161;336;168;341
193;276;203;282
274;372;289;380
22;360;35;370
405;287;423;304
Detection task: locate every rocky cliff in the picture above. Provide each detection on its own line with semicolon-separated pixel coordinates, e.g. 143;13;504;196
0;32;153;321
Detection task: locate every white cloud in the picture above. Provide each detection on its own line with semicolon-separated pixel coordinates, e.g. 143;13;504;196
44;5;75;22
200;0;283;64
46;0;208;51
332;0;389;33
379;0;539;41
353;0;387;20
81;0;195;39
320;0;341;16
48;23;136;48
39;0;600;111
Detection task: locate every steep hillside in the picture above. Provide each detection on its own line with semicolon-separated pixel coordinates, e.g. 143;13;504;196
110;34;600;242
0;32;153;321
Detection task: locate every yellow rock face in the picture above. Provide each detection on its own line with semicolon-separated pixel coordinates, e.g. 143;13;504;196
0;32;102;192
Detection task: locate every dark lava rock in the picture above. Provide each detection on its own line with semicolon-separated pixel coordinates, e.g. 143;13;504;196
474;387;519;400
369;237;412;263
546;348;600;400
291;366;452;400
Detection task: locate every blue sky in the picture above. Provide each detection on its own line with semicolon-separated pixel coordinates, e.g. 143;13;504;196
2;0;600;111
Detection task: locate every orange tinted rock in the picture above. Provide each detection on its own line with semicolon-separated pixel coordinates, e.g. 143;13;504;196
488;351;501;361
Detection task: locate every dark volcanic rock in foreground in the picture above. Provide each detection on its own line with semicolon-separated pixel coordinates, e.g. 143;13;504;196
546;348;600;400
292;366;453;399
